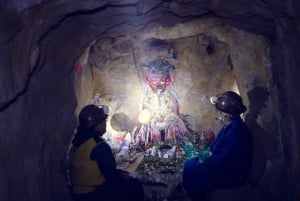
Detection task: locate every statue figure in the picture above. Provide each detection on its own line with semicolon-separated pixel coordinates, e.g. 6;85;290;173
133;58;186;145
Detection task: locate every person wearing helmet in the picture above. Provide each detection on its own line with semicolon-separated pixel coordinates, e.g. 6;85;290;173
68;104;144;201
182;91;253;201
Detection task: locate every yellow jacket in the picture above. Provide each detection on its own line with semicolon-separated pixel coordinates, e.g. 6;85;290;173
69;138;106;194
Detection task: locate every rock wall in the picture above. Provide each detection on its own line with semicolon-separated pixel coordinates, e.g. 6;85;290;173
0;1;299;201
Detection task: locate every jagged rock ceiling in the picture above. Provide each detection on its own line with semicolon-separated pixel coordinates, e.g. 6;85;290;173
0;1;300;201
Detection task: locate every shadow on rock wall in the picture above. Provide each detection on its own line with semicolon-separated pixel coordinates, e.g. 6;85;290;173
245;87;278;185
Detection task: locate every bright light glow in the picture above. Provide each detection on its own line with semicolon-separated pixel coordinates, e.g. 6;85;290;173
138;109;152;124
210;96;218;104
231;79;240;95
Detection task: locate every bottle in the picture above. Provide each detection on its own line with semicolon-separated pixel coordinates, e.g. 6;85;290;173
183;142;194;159
175;146;182;159
198;149;210;163
167;145;176;158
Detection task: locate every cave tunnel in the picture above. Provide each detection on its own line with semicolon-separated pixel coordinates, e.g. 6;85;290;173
0;1;300;201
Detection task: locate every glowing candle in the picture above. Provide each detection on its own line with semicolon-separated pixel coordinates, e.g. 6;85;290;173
138;109;152;125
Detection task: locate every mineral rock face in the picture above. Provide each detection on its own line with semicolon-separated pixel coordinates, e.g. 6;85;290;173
1;1;300;201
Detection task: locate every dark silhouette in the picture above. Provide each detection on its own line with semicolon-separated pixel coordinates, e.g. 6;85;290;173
183;91;253;201
68;104;144;201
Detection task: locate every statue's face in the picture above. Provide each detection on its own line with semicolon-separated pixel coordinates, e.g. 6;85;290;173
147;74;172;94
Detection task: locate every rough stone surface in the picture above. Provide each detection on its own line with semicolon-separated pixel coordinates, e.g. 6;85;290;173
0;1;300;201
86;18;271;135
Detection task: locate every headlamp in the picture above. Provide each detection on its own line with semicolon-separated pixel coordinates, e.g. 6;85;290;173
210;96;218;105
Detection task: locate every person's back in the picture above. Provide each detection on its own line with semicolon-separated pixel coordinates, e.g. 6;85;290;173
69;133;107;195
68;104;144;201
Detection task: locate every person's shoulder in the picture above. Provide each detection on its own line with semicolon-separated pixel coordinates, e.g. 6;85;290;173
232;117;246;126
227;117;249;133
91;141;112;157
95;140;110;148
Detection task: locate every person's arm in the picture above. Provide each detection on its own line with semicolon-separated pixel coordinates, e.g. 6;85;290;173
206;122;253;178
205;121;242;168
91;142;121;182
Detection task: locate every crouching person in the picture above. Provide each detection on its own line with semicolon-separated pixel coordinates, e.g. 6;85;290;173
182;91;253;201
68;104;144;201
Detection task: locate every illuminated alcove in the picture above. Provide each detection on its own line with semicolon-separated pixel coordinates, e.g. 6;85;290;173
72;18;272;200
2;1;299;201
74;17;271;146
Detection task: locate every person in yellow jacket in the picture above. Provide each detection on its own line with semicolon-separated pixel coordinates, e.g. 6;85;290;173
68;104;144;201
